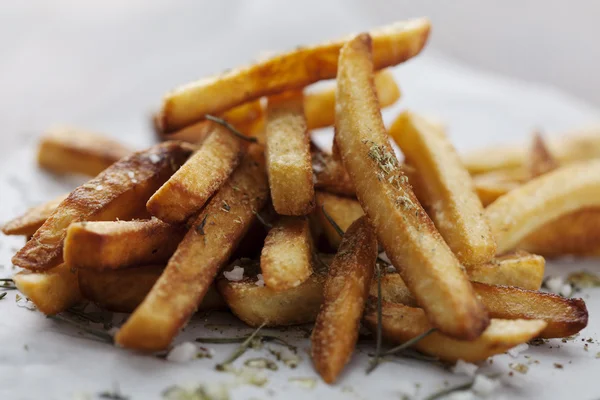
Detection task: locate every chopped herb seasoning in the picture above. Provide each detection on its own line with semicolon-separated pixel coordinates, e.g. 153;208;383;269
205;115;257;143
252;210;272;229
509;363;529;374
554;363;563;369
221;201;231;212
98;384;129;400
321;205;344;237
244;358;278;371
0;292;6;300
197;214;209;235
215;323;266;370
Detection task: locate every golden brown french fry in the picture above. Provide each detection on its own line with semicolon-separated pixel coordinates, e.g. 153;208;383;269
158;18;430;133
335;34;488;339
13;264;81;315
485;159;600;254
37;128;132;176
115;148;269;351
312;151;356;197
78;266;226;313
266;91;314;215
311;216;377;383
462;126;600;175
528;132;559;178
314;191;364;248
363;302;546;362
13;142;192;271
520;207;600;257
64;218;186;270
260;217;313;291
468;251;545;290
390;111;496;266
472;171;521;207
1;193;68;237
148;124;245;223
305;69;400;130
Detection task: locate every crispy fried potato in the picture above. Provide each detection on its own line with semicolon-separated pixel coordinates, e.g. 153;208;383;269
115;148;269;351
314;191;364;248
485;160;600;254
335;34;488;339
528;132;559;178
462;127;600;175
472;172;521;207
78;266;225;313
2;193;67;237
13;142;192;271
311;216;377;383
468;251;545;290
390;111;496;266
158;18;430;132
520;207;600;257
64;218;186;270
13;264;81;315
37;128;131;176
363;302;546;362
305;69;400;130
312;151;355;197
266;91;314;215
148;124;244;223
260;217;313;291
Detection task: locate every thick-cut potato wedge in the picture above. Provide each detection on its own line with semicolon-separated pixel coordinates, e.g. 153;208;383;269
311;216;377;383
472;172;521;207
363;302;546;362
218;264;326;327
161;100;264;144
266;91;314;215
335;34;488;339
13;142;192;271
148;124;244;223
2;193;67;237
13;264;81;315
468;251;545;290
78;266;225;313
37;128;132;176
115;148;269;351
312;151;355;197
260;217;313;291
158;18;430;132
485;159;600;254
64;219;186;270
305;69;400;130
462;127;600;175
528;132;559;178
520;207;600;257
390;111;496;266
314;191;364;248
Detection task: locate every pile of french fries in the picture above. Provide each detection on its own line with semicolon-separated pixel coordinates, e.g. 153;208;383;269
3;17;598;384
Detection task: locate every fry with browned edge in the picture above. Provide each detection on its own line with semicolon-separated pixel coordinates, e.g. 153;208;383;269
2;193;67;237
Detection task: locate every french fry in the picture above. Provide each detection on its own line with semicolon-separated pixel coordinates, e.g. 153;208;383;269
312;151;355;197
158;18;430;132
485;159;600;254
37;128;131;176
390;111;496;266
78;266;225;313
64;218;186;269
314;191;364;248
472;172;521;207
115;148;269;351
334;34;488;339
467;251;545;290
462;127;600;175
13;142;192;271
266;91;315;215
520;207;600;257
217;261;326;327
1;193;67;237
528;132;559;178
260;217;313;291
305;69;400;130
13;264;81;315
363;302;546;362
311;216;377;383
147;124;245;223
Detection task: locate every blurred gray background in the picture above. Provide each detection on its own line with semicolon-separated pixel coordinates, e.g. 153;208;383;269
1;0;599;153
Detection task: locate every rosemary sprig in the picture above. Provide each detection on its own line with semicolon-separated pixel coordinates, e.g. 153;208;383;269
215;322;266;370
205;114;258;143
366;264;383;374
0;292;7;300
321;206;345;237
252;210;273;229
196;332;297;353
0;278;16;290
48;314;114;344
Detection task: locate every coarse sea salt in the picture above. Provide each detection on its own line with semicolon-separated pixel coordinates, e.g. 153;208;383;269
544;276;565;295
451;359;478;377
507;343;529;358
166;342;198;363
255;274;265;287
472;374;501;397
223;266;244;282
148;153;161;164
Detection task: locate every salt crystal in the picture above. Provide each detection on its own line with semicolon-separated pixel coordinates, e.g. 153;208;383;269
451;359;478;377
544;276;565;295
255;274;265;287
95;185;103;191
507;343;529;358
166;342;198;363
149;153;161;164
472;375;500;396
223;266;244;282
378;252;391;264
560;283;572;297
127;171;135;178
